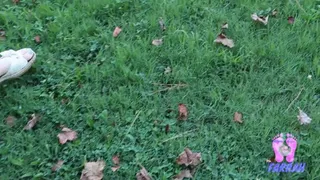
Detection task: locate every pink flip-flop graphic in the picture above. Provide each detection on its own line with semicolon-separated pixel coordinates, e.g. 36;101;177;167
286;133;297;163
272;133;284;162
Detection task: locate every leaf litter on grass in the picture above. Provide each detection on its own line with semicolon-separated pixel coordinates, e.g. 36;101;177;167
233;112;243;124
297;108;312;125
111;155;120;172
136;166;151;180
113;26;122;37
80;161;105;180
214;33;234;48
174;148;202;179
57;127;77;144
6;115;16;127
251;13;269;25
52;160;64;172
178;104;188;121
23;114;41;130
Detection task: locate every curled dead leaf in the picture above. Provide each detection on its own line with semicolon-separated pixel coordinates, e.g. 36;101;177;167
52;160;64;172
57;127;77;144
165;124;170;134
233;112;243;123
164;66;171;75
288;16;295;24
173;169;193;180
136;166;151;180
23;114;41;130
178;104;188;121
176;148;202;166
159;17;166;31
152;39;163;46
34;35;41;44
111;155;120;172
0;30;5;40
272;9;278;16
214;33;234;48
80;161;105;180
6;115;16;127
251;13;269;25
222;23;228;29
113;26;122;37
297;108;312;125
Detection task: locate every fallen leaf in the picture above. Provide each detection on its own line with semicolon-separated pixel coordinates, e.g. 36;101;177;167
307;75;312;80
272;9;278;16
23;114;41;130
178;104;188;121
111;165;120;172
214;33;234;48
251;13;269;25
176;148;202;166
266;155;276;163
173;169;193;180
233;112;243;123
165;124;170;134
297;108;312;125
113;26;122;37
222;23;228;29
57;127;77;144
52;160;64;172
111;155;120;172
112;155;120;165
136;166;151;180
6;115;16;127
152;39;163;46
80;161;105;180
34;35;41;44
0;30;5;40
12;0;19;4
288;16;295;24
159;17;166;31
164;66;171;75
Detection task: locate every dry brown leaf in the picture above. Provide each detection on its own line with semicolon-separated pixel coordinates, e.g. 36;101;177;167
165;124;170;134
288;16;295;24
34;35;41;44
6;115;16;127
0;30;5;40
251;13;269;25
111;165;120;172
164;66;171;75
233;112;243;123
214;33;234;48
297;108;312;125
272;9;278;16
178;104;188;121
52;160;64;172
152;39;163;46
159;17;166;31
176;148;202;167
12;0;20;4
57;127;77;144
23;114;41;130
111;155;120;172
136;166;151;180
113;26;122;37
222;23;228;29
80;161;105;180
173;169;193;180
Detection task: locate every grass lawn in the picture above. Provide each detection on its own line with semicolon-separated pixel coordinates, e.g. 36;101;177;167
1;0;320;179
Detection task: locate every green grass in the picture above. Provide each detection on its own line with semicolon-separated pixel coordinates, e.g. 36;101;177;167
1;0;320;179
